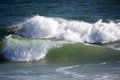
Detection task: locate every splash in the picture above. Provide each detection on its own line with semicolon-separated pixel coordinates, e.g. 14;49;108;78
16;15;120;43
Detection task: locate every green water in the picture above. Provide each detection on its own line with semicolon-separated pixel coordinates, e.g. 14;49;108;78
46;43;120;64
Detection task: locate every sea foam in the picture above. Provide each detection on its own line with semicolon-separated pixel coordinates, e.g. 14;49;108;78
17;15;120;43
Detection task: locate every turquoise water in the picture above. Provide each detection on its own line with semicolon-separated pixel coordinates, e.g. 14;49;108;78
0;0;120;80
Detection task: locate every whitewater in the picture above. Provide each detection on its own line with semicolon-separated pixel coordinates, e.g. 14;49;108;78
0;15;120;62
15;15;120;43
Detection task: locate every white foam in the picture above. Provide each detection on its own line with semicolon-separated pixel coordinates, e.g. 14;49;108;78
3;35;67;62
93;74;119;80
17;15;120;43
56;65;85;78
18;15;59;38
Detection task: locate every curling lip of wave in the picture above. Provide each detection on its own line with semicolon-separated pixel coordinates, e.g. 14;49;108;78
16;15;120;44
2;35;67;62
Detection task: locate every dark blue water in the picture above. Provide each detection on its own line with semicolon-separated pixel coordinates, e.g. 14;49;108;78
0;0;120;27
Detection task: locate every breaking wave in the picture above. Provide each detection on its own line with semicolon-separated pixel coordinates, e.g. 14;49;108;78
2;35;67;62
15;15;120;43
0;35;120;63
0;15;120;62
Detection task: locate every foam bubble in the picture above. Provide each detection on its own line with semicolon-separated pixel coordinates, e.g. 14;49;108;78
16;15;120;43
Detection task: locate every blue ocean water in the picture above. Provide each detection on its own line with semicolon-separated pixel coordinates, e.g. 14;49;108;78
0;0;120;27
0;0;120;80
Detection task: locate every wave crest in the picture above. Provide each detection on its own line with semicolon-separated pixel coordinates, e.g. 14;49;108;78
16;15;120;44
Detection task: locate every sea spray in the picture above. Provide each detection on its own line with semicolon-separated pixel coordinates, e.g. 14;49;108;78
16;15;120;43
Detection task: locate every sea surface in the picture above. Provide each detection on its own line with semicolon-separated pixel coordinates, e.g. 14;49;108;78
0;0;120;80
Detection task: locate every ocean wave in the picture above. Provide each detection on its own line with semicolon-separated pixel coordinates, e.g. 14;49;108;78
0;35;120;62
0;15;120;62
15;15;120;44
2;35;67;62
46;43;120;64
